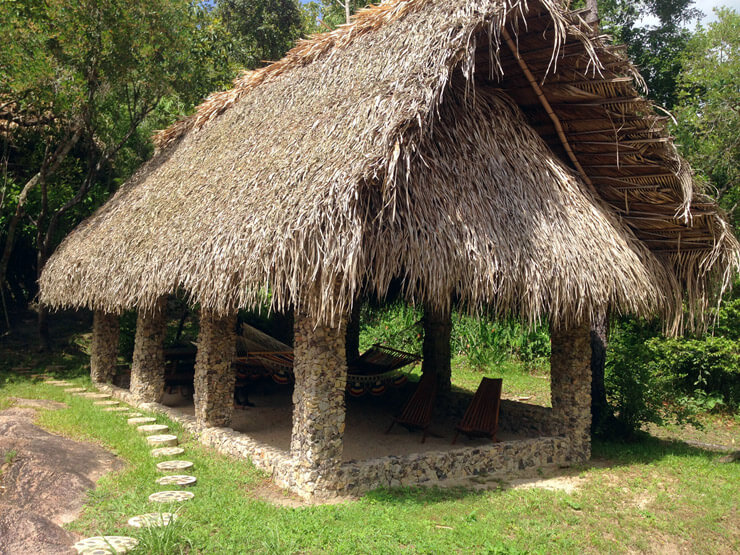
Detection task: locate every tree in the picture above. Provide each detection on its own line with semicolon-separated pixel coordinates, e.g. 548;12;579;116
596;0;702;108
0;0;234;346
299;0;367;32
215;0;303;68
672;8;739;232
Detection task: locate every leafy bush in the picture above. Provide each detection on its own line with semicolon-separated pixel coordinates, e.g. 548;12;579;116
606;289;740;435
359;301;550;369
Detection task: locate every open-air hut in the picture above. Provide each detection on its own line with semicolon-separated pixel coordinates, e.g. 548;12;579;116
39;0;739;498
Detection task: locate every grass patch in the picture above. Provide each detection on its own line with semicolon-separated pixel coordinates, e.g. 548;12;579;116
1;366;737;553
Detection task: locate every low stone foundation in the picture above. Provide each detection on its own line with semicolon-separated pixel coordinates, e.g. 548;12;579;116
101;384;576;500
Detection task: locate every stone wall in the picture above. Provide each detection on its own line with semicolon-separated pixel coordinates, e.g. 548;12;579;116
102;383;575;500
447;391;554;437
286;312;348;497
550;321;592;462
129;298;167;403
193;311;237;427
335;435;571;495
91;311;119;384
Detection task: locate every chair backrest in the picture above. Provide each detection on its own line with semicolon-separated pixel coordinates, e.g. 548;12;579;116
460;377;502;435
398;371;437;426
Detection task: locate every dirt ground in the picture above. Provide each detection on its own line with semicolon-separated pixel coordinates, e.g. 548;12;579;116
0;399;124;555
161;384;531;461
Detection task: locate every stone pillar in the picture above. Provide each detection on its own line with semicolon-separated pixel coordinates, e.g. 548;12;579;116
290;312;348;496
193;310;237;427
91;311;119;384
550;319;592;462
130;297;167;402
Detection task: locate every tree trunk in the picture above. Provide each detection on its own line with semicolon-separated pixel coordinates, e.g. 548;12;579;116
585;0;599;24
421;305;452;396
37;305;51;352
0;125;82;310
590;310;615;436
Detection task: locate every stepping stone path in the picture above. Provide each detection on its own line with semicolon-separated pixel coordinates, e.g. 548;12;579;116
156;460;194;472
137;424;170;435
149;490;194;503
70;395;199;552
72;536;138;554
156;474;197;486
152;446;184;457
127;512;178;528
147;434;179;447
127;416;157;426
65;387;87;393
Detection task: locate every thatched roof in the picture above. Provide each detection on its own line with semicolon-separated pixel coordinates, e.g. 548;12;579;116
40;0;739;331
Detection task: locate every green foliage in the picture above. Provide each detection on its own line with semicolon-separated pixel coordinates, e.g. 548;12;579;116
451;314;550;370
215;0;303;68
672;8;740;233
607;289;740;435
299;0;368;31
359;301;550;369
596;0;701;108
606;318;672;434
359;301;423;353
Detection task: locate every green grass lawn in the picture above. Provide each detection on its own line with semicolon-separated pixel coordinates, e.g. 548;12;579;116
1;354;738;553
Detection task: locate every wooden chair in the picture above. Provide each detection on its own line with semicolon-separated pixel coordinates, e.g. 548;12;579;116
385;372;438;443
452;377;502;444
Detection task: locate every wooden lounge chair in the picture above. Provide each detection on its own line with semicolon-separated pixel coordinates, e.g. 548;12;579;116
385;371;438;443
452;377;502;444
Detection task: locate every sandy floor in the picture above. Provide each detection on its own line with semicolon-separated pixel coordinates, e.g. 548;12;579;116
162;381;529;461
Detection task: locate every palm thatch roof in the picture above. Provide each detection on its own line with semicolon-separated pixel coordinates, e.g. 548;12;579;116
39;0;739;332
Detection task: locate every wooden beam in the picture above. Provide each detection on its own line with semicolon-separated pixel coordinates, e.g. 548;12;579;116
501;27;592;186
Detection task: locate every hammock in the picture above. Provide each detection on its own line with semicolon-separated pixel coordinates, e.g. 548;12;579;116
233;325;420;396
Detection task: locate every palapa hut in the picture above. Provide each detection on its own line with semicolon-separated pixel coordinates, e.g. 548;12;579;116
40;0;739;498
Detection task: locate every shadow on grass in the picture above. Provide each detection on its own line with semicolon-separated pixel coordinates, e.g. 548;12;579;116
364;484;491;505
592;433;732;467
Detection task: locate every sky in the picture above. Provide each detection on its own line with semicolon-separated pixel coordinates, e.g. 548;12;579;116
635;0;738;26
693;0;740;22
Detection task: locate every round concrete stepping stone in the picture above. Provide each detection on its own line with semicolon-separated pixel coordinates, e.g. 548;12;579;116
72;535;138;554
156;460;193;472
149;490;194;503
137;424;169;435
127;416;156;426
126;412;143;417
103;406;131;412
147;434;178;447
127;512;178;528
94;400;119;406
81;393;111;399
156;474;197;486
64;387;87;393
50;381;73;387
151;446;184;457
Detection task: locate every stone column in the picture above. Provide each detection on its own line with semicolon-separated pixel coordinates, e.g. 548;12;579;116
130;297;167;402
193;310;237;427
550;319;592;462
290;312;348;496
91;311;119;384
